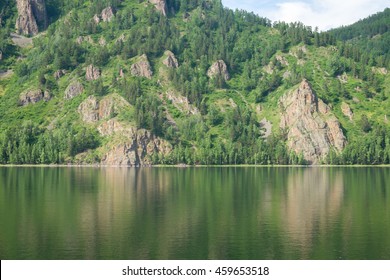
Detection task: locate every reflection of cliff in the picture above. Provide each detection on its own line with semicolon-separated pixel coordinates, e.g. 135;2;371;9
3;167;389;259
280;168;344;258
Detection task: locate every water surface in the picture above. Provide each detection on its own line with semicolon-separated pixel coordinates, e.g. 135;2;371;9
0;167;389;259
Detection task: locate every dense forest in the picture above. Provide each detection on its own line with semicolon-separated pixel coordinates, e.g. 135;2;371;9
0;0;389;165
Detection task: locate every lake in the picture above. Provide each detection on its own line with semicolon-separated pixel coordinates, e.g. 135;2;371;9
0;167;389;260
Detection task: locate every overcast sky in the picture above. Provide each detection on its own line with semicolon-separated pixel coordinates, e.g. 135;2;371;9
221;0;389;31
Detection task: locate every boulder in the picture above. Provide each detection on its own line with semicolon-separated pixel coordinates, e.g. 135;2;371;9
19;89;51;106
163;50;179;68
131;54;153;79
86;64;101;81
148;0;167;16
64;81;84;99
279;79;347;164
207;60;230;81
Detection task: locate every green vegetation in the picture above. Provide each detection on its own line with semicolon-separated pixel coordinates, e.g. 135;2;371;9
0;0;389;165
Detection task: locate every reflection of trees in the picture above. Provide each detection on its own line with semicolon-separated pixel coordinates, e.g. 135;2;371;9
1;167;389;260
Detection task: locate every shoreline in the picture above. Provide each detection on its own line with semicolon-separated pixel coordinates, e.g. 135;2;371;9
0;164;390;168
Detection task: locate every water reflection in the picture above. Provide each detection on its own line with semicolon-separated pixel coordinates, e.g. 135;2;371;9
0;167;389;259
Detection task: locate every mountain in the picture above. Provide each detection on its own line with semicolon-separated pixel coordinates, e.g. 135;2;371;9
328;8;390;68
0;0;389;165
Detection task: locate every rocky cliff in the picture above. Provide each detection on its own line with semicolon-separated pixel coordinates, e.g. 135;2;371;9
76;93;171;166
148;0;167;16
280;80;347;164
131;54;153;79
207;60;230;81
86;65;101;81
100;122;172;166
15;0;47;36
64;81;84;99
19;89;51;106
163;51;179;68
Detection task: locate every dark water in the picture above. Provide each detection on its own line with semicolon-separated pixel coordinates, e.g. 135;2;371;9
0;167;389;260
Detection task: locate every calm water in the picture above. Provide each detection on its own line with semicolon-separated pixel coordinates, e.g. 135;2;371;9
0;167;389;260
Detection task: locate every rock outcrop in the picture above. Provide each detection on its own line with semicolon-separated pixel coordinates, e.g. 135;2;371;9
101;123;172;166
19;89;50;106
101;6;115;22
148;0;167;16
93;14;100;24
341;102;353;121
64;81;84;99
207;60;230;81
78;94;127;124
99;36;106;46
163;51;179;68
15;0;47;36
166;91;199;115
93;6;115;24
76;35;94;44
54;69;67;80
131;54;153;79
86;65;101;81
279;79;346;164
78;96;100;123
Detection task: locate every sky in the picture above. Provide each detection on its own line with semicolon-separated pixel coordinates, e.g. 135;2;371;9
221;0;389;31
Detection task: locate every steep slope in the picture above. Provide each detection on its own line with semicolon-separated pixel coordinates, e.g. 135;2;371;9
328;8;390;68
280;80;346;164
0;0;389;165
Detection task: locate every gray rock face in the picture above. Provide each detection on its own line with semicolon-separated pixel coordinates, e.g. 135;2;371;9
93;6;115;24
78;96;100;123
148;0;167;16
19;89;51;106
341;102;353;121
207;60;230;81
78;95;123;124
131;54;153;79
163;50;179;68
101;6;114;22
279;79;347;164
86;65;101;81
101;125;172;166
15;0;47;36
64;81;84;100
31;0;47;28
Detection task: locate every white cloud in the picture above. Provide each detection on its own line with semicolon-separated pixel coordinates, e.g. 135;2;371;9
222;0;389;30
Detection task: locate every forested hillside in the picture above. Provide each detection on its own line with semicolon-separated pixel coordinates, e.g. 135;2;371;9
329;8;390;69
0;0;389;165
